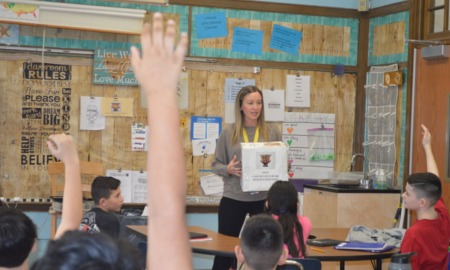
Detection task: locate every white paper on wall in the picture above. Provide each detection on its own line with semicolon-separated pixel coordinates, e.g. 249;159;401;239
106;169;132;203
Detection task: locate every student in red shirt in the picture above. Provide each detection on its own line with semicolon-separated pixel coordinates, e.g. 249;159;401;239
400;124;450;270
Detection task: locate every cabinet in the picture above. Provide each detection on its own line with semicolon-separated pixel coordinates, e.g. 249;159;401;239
303;185;401;228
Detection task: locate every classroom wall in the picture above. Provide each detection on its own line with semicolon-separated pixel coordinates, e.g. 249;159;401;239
0;3;359;200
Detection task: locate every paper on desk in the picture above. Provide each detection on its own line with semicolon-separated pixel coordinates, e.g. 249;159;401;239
200;174;224;196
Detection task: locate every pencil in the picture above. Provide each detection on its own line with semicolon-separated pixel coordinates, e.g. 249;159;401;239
311;247;325;253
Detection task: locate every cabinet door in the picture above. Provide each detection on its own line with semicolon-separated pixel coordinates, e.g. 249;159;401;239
303;188;337;228
336;193;400;228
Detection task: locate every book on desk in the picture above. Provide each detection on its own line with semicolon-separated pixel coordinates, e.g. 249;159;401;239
334;242;396;253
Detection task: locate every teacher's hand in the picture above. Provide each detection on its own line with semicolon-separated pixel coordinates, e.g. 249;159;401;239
227;155;242;177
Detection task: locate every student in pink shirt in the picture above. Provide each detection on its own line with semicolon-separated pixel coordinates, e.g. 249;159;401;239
265;181;312;258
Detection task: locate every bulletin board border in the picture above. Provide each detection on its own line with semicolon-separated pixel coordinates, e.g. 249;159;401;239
368;11;409;66
190;7;359;66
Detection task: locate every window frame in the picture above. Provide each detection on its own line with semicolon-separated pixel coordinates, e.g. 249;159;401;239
423;0;450;40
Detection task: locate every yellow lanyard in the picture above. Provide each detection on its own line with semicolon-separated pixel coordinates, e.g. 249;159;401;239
243;127;259;143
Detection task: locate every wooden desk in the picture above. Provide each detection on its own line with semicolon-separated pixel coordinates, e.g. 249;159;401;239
127;226;398;270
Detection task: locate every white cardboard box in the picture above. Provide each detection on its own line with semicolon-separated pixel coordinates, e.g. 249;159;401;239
241;142;288;192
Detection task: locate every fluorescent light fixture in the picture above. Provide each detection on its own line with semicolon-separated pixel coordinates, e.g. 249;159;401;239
0;0;146;34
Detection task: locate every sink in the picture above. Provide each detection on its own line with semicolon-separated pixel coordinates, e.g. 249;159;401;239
327;171;363;186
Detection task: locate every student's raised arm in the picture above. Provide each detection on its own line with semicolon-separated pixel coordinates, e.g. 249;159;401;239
421;124;439;177
130;13;191;269
47;134;82;239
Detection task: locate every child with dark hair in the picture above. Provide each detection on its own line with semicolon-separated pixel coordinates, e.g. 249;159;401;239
31;230;142;270
0;208;37;269
400;124;450;270
0;133;82;270
81;176;124;238
235;215;288;270
265;181;312;258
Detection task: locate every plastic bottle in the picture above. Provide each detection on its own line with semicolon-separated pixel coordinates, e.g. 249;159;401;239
388;253;415;270
376;169;387;190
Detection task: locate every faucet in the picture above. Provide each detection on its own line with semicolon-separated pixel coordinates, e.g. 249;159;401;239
350;153;365;172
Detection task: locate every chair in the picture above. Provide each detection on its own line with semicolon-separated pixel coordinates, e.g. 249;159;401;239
278;258;322;270
48;161;104;239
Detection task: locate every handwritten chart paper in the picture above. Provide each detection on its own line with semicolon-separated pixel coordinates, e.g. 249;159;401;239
231;27;263;55
131;171;147;203
262;90;285;122
283;112;335;179
224;78;255;123
286;75;310;108
195;12;228;39
269;24;302;55
80;96;105;130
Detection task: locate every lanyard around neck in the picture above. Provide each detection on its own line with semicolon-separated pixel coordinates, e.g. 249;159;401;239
243;127;259;143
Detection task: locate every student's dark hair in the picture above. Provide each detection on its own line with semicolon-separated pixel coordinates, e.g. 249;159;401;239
265;180;306;258
407;172;442;206
240;215;284;270
91;176;121;204
32;230;143;270
0;208;37;268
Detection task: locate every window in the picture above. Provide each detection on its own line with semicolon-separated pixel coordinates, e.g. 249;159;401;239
424;0;450;39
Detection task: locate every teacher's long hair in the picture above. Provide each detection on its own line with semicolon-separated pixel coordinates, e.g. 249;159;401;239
231;85;268;145
265;181;307;258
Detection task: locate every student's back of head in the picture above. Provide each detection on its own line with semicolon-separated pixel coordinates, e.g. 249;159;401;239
237;215;286;270
265;180;306;257
0;208;37;268
91;176;121;205
31;230;142;270
407;172;442;206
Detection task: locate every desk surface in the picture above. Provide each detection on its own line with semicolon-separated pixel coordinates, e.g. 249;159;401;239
127;225;399;262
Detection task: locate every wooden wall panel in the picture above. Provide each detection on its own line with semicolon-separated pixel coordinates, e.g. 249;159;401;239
0;55;356;199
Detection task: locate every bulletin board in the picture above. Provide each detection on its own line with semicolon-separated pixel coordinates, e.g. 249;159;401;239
190;7;359;65
0;6;357;201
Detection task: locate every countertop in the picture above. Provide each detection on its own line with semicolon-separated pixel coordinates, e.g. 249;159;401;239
304;184;401;194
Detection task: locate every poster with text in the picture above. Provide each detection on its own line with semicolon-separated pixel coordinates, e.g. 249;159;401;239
21;62;72;170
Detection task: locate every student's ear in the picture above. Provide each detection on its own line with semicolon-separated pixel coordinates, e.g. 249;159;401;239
99;197;106;206
31;239;37;252
277;245;289;265
419;197;430;208
235;245;246;264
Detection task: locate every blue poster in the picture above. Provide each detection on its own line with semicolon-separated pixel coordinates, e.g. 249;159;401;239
190;116;222;140
231;27;263;55
195;12;228;39
269;24;302;55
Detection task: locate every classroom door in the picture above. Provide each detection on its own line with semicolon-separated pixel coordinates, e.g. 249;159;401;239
411;48;450;210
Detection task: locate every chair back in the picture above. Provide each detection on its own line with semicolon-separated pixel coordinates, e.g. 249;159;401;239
278;258;321;270
49;161;104;197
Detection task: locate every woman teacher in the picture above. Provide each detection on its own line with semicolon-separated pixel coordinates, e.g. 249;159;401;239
212;85;282;270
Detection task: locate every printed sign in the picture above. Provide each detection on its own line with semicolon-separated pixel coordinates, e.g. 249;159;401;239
21;62;72;170
93;49;138;86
